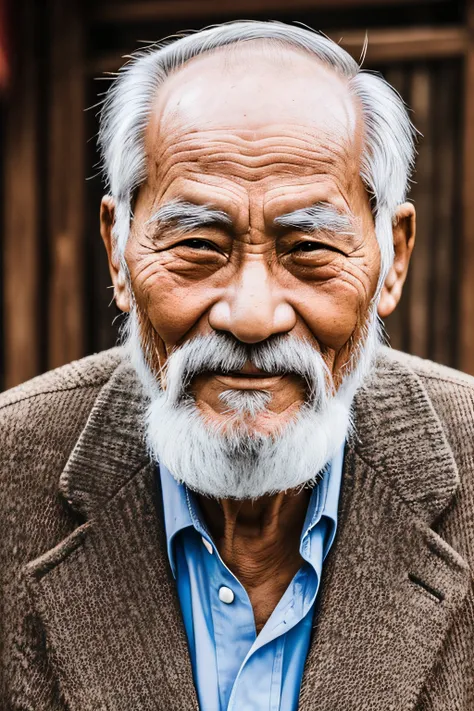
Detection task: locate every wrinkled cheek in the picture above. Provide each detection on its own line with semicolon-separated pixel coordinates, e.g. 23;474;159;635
147;286;216;348
131;264;217;357
133;300;167;376
299;291;363;352
126;263;174;369
309;310;359;352
295;281;372;384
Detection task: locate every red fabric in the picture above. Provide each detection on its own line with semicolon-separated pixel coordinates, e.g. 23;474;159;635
0;0;10;90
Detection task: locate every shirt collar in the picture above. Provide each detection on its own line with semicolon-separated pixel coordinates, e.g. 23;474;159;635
159;442;345;578
298;441;344;567
160;462;194;577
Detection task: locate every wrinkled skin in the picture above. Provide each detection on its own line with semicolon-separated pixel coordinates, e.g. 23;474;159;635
101;44;415;630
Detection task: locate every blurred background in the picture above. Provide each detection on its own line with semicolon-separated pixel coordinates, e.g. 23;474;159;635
0;0;472;390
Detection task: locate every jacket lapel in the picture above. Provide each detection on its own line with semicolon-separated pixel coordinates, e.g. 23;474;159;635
24;362;199;711
299;352;471;710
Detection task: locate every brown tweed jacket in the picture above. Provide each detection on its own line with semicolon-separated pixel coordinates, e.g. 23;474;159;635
1;346;474;711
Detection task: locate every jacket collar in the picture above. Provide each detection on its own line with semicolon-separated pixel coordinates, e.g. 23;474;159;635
349;347;460;524
58;358;150;517
24;348;471;711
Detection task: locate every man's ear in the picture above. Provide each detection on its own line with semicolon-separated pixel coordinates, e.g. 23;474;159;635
377;202;416;319
100;195;131;313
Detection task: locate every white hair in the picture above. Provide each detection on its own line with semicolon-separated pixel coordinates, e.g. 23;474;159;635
124;304;382;499
98;20;416;284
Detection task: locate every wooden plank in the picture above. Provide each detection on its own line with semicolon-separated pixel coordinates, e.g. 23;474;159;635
430;61;457;367
460;0;474;374
89;26;468;76
338;26;467;64
3;0;41;388
83;92;122;354
380;66;408;354
406;63;432;359
47;0;85;369
92;0;439;23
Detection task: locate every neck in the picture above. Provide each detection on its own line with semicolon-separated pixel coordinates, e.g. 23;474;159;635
198;488;311;631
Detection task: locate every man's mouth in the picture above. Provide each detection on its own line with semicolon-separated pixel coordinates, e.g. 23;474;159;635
219;362;274;378
210;363;285;390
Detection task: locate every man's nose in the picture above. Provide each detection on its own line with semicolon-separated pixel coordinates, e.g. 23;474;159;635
208;260;296;343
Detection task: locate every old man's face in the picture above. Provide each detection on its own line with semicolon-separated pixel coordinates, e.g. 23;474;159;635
101;43;414;497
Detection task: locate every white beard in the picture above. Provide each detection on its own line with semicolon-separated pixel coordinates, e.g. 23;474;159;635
124;308;382;500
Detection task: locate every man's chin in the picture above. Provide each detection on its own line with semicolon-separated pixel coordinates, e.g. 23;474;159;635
145;392;351;500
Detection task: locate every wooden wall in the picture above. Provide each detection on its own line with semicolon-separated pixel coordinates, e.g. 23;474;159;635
383;58;463;366
1;0;472;389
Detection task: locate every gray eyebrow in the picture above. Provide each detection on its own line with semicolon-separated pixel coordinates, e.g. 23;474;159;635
146;200;233;234
274;202;355;236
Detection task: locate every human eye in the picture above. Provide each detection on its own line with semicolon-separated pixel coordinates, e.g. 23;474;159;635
176;238;222;252
292;240;344;255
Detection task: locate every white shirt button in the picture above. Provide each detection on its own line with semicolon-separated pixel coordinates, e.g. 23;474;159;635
218;586;235;604
201;536;213;554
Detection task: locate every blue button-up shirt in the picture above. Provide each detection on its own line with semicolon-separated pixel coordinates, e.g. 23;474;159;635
160;445;344;711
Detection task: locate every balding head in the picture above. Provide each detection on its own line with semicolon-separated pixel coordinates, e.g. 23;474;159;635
152;41;358;135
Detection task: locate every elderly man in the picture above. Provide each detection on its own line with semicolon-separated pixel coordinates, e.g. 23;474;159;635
1;20;473;711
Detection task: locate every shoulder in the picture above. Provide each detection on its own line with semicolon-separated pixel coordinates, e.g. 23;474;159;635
356;346;474;456
0;347;125;495
0;346;124;412
375;346;474;473
379;346;474;391
378;346;474;418
0;348;127;581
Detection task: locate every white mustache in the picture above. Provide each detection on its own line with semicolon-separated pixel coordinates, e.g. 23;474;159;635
162;332;333;410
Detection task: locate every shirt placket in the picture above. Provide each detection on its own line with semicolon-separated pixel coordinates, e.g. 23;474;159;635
186;491;258;711
206;549;256;710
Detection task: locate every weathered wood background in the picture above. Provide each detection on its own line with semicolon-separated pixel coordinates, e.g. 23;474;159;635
1;0;471;388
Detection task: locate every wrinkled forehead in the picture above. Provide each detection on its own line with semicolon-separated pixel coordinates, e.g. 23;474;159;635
145;42;362;170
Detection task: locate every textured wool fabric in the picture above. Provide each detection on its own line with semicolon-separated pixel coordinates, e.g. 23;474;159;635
0;346;473;711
